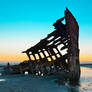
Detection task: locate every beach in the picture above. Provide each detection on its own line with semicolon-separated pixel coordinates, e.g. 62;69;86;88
0;64;92;92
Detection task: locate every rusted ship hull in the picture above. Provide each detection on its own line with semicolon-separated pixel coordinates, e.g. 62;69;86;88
22;8;80;82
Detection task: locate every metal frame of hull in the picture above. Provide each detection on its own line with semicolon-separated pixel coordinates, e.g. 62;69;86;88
23;8;80;82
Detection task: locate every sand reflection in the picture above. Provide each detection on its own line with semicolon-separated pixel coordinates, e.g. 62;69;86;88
55;67;92;92
0;79;6;82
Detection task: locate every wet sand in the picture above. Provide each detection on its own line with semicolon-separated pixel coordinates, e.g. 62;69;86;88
0;66;92;92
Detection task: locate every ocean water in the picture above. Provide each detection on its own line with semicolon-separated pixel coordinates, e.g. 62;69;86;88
0;63;92;92
0;61;21;65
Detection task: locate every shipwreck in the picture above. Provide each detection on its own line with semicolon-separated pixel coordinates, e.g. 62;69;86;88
2;8;80;82
22;8;80;82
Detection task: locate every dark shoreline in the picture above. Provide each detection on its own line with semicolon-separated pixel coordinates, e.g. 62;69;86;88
80;64;92;65
0;63;92;67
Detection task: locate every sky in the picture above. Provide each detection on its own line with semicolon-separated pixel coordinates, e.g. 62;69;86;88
0;0;92;62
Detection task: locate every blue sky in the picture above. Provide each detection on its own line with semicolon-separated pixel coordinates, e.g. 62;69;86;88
0;0;92;61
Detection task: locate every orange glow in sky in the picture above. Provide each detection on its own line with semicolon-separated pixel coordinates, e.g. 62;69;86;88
0;0;92;62
0;51;92;62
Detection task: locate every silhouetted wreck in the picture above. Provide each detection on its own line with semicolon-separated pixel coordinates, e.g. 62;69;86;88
22;8;80;82
3;8;80;82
